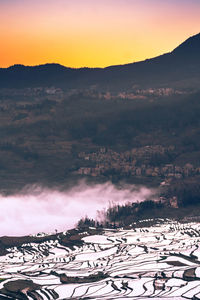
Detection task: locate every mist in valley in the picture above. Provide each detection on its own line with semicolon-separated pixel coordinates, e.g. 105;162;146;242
0;181;157;236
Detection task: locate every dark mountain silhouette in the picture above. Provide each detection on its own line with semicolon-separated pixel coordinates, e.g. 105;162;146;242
172;33;200;58
0;33;200;90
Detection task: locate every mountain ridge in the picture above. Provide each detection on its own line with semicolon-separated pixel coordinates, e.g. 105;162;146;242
0;32;200;90
2;32;200;70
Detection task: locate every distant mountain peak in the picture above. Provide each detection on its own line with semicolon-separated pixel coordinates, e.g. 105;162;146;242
172;32;200;56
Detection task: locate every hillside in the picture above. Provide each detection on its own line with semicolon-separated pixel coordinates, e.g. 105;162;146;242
0;87;200;197
0;33;200;207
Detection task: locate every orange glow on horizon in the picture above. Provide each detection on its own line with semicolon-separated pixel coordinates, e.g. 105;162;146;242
0;0;200;68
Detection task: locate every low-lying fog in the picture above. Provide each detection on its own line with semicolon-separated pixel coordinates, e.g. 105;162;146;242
0;181;157;236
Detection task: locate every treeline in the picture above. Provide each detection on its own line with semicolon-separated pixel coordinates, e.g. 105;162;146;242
77;200;164;229
77;195;200;230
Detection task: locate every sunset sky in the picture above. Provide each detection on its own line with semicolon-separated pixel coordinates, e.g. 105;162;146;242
0;0;200;68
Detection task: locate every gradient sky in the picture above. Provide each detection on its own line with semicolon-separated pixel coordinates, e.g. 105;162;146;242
0;0;200;68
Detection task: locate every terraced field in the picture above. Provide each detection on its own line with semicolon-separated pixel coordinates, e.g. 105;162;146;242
1;220;200;299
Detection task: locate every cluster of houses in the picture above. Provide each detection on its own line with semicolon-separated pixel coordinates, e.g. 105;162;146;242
76;146;199;181
63;87;193;101
117;88;187;99
76;163;198;179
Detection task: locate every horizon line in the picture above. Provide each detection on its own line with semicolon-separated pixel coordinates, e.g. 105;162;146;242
1;32;199;70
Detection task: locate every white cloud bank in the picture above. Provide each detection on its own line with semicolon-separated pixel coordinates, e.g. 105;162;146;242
0;181;157;236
